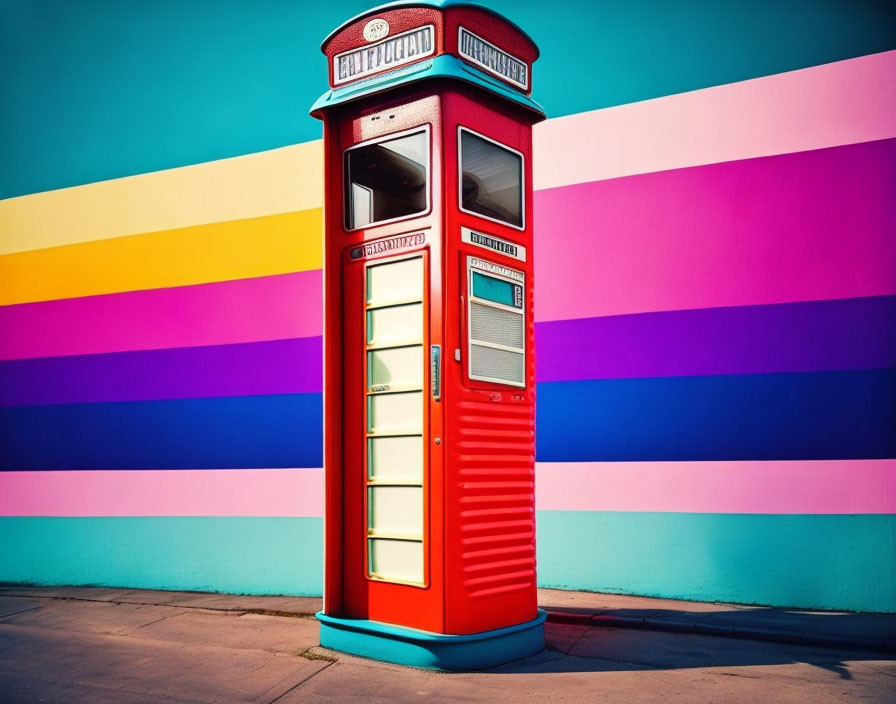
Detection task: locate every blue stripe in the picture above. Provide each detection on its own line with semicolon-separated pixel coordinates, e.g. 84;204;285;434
535;368;896;461
0;393;322;470
2;0;894;198
2;369;893;470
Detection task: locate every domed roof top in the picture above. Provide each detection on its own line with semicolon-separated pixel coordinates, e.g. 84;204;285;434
321;0;538;58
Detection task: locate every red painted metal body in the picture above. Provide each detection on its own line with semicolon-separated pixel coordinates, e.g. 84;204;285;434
318;3;543;636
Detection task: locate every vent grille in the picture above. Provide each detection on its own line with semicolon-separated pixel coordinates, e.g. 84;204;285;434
470;344;524;385
454;399;535;600
470;302;524;348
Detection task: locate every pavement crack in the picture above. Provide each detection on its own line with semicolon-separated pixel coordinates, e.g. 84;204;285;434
718;671;763;679
264;660;335;704
0;593;319;619
565;625;591;655
115;610;185;636
0;604;43;620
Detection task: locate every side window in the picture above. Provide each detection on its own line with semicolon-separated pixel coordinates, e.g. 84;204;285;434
467;258;526;388
345;128;429;229
459;128;524;229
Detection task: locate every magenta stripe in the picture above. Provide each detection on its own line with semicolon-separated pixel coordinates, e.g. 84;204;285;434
534;138;896;321
0;469;323;517
0;271;322;361
20;291;894;406
3;461;892;517
0;337;322;406
535;460;896;514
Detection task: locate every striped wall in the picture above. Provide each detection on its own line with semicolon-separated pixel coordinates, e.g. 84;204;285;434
1;2;895;612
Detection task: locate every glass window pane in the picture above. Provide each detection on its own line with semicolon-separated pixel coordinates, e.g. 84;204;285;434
368;435;423;482
368;391;423;434
369;539;423;583
368;486;423;536
346;131;428;228
366;257;423;306
368;303;423;346
368;345;423;391
460;130;522;227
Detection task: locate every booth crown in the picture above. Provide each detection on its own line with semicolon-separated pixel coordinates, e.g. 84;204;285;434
310;0;545;119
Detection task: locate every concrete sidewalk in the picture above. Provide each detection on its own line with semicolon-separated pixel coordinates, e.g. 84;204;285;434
2;586;893;653
0;587;894;703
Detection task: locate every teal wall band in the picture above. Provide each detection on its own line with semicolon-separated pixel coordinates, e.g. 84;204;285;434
2;514;893;613
3;0;894;198
0;516;324;596
537;512;896;613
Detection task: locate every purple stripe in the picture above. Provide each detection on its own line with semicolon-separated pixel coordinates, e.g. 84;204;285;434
4;298;891;406
536;296;896;382
0;337;322;407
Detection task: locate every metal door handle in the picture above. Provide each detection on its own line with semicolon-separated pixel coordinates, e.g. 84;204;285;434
430;345;441;401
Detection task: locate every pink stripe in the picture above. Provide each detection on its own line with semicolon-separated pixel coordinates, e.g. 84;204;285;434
0;271;322;361
534;139;896;321
0;469;323;517
534;50;896;189
535;460;896;514
3;461;891;517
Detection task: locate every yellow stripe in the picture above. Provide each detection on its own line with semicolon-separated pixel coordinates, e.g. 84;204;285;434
0;141;323;256
0;209;322;306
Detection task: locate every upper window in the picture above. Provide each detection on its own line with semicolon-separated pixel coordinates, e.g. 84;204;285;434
345;128;429;230
459;128;523;229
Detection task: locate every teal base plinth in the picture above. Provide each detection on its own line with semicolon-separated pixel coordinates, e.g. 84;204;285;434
317;610;547;671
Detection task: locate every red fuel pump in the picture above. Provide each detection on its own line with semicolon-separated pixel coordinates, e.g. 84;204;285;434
310;0;546;670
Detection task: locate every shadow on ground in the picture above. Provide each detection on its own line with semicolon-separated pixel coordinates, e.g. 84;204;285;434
483;620;894;680
546;604;895;651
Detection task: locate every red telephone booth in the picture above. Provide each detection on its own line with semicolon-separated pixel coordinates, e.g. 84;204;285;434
310;0;546;670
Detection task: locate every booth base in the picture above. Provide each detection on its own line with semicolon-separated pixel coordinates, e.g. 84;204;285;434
316;610;547;671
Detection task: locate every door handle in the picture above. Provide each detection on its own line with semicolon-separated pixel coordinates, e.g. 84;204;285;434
430;344;441;402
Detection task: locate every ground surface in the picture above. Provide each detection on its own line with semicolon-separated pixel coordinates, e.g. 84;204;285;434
0;590;893;703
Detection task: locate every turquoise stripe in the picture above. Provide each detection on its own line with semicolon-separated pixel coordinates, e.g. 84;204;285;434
538;511;896;614
2;514;894;612
2;0;894;198
0;516;322;595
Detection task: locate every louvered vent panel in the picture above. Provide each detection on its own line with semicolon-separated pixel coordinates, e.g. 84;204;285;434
470;344;524;385
470;302;524;348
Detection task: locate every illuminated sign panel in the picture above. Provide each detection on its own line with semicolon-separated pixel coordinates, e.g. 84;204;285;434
458;27;528;90
334;25;435;85
472;271;522;308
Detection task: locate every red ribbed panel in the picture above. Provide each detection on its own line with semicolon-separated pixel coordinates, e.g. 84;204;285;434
454;399;536;601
